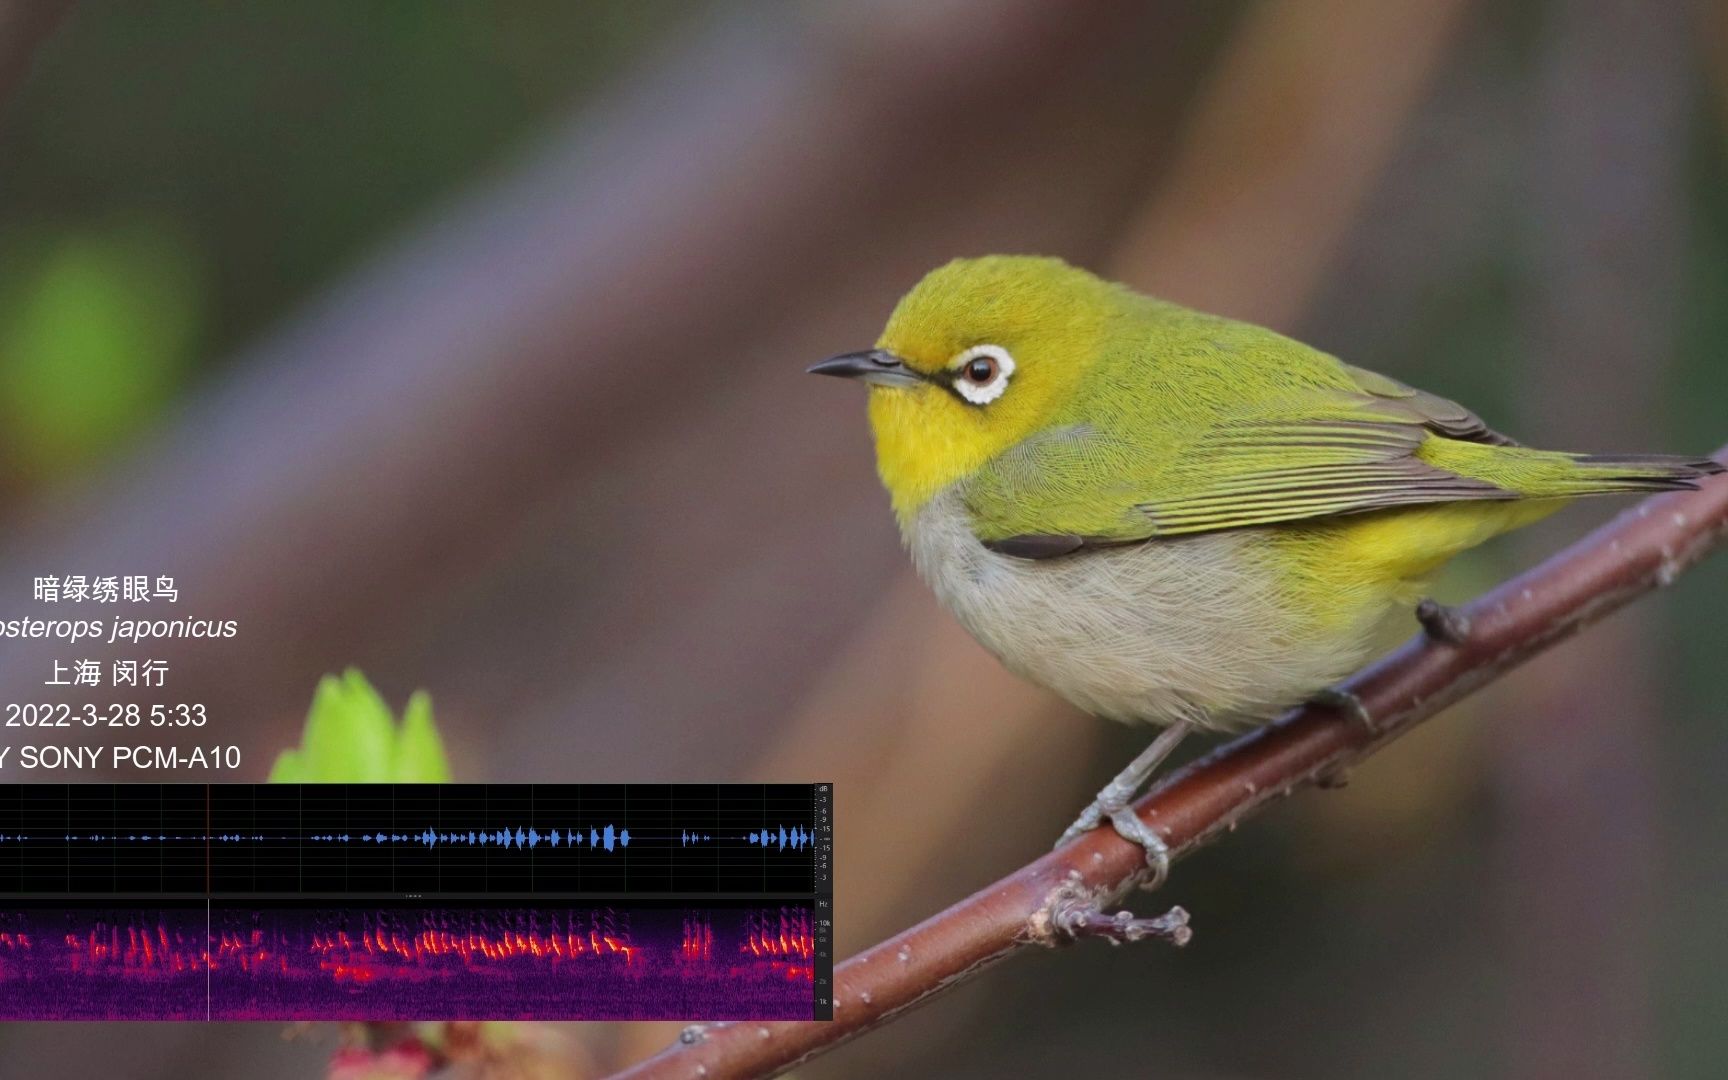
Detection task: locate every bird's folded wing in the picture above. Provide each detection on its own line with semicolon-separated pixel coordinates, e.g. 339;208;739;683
965;382;1521;556
1338;362;1518;447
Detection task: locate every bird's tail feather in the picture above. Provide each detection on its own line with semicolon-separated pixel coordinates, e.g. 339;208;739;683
1538;452;1724;496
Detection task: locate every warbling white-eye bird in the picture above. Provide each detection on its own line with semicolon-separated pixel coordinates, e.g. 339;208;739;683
811;255;1723;884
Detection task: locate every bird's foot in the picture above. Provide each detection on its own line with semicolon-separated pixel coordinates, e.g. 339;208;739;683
1309;684;1375;734
1056;796;1172;890
1415;597;1471;645
1049;892;1192;947
1054;720;1192;887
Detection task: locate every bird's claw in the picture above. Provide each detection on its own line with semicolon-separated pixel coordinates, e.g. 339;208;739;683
1416;597;1471;645
1054;807;1102;850
1106;804;1172;890
1310;685;1375;734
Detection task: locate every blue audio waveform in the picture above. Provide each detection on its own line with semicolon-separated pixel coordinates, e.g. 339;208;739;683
0;834;270;843
0;825;813;853
312;827;631;851
745;826;811;852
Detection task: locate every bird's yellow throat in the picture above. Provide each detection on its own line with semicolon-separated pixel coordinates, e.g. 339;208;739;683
866;387;999;523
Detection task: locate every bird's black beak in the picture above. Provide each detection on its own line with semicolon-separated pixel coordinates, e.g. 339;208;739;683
807;349;924;388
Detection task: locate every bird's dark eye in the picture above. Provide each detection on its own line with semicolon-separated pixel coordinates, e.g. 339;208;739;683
949;344;1015;404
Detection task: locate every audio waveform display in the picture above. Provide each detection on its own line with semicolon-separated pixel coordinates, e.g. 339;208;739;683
0;783;825;896
0;783;835;1020
744;826;812;851
0;823;807;852
0;826;640;849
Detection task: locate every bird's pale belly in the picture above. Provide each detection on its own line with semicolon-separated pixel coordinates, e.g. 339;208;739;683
903;490;1401;730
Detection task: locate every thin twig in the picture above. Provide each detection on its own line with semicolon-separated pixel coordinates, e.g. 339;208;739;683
610;450;1728;1080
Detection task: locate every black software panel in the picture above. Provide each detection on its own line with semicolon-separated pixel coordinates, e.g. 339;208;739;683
0;783;834;1021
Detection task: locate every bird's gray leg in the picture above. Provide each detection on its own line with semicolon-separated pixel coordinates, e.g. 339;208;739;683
1055;719;1193;888
1415;597;1471;645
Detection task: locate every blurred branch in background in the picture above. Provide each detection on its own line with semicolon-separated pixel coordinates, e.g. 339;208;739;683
1112;0;1473;326
0;0;1166;749
1504;2;1693;1076
0;0;71;117
615;457;1728;1080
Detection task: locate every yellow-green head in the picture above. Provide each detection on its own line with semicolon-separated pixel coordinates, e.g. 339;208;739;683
810;256;1143;521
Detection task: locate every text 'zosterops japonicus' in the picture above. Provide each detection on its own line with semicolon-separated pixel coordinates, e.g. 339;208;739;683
811;255;1722;879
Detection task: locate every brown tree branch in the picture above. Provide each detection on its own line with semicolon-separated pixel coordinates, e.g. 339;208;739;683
611;450;1728;1080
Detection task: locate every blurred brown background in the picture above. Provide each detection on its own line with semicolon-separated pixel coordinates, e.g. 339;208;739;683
0;1;1725;1077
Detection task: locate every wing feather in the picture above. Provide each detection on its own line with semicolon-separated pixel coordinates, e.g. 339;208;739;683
964;379;1521;556
1341;363;1519;447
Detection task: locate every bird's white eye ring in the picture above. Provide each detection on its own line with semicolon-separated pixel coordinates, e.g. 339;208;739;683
950;344;1014;405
